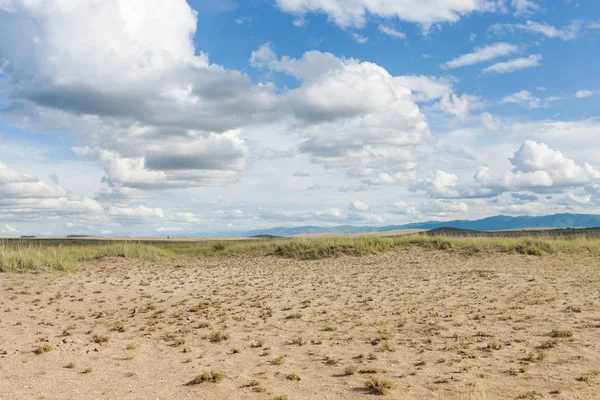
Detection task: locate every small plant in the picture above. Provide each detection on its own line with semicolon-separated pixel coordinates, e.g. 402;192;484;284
524;350;547;362
125;343;139;359
209;331;230;343
324;356;340;365
246;380;267;392
91;334;110;344
537;340;558;350
111;322;126;332
365;377;396;395
517;391;543;399
64;363;76;369
271;356;286;365
188;370;225;385
213;242;227;251
286;373;301;381
231;348;241;354
379;341;395;352
550;329;573;338
82;368;92;374
290;336;304;346
34;344;53;354
576;375;590;383
486;340;503;351
345;365;358;375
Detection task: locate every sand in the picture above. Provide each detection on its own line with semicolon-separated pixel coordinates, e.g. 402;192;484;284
1;248;600;399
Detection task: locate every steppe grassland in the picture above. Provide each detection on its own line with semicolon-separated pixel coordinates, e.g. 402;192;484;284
1;235;600;399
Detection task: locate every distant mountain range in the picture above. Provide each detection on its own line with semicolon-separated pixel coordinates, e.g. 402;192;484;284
197;213;600;237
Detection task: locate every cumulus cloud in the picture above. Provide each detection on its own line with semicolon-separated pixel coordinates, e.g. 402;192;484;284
441;42;519;69
477;141;600;193
0;161;102;218
176;212;200;223
419;170;461;198
251;44;432;182
73;131;246;189
482;54;542;74
0;0;278;190
274;0;498;29
349;200;370;212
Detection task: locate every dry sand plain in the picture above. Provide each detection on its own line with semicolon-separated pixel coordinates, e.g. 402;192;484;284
1;247;600;400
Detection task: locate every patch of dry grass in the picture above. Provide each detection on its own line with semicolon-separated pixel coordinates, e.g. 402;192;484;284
3;234;600;272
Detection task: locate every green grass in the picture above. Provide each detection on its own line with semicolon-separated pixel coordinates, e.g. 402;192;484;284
3;234;600;272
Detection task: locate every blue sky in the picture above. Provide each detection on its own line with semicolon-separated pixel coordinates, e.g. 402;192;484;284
0;0;599;237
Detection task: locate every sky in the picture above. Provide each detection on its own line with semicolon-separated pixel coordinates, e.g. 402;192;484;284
0;0;599;237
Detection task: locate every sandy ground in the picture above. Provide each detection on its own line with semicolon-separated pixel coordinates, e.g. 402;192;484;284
1;248;600;400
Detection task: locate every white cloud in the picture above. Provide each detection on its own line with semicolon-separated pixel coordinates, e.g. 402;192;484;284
501;90;546;108
511;0;540;16
476;141;600;193
566;192;591;205
421;170;461;198
274;0;498;29
352;33;369;43
215;209;245;219
73;129;246;190
575;90;593;99
393;75;454;102
108;205;164;220
481;112;502;130
378;25;406;39
176;212;200;223
439;94;479;120
490;20;582;40
156;227;184;233
482;54;542;74
315;208;342;218
293;17;308;27
2;224;18;233
251;45;432;180
350;200;370;212
0;0;278;191
393;76;479;120
0;161;102;218
441;42;519;69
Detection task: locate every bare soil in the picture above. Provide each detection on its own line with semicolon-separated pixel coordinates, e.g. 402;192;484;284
1;248;600;399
